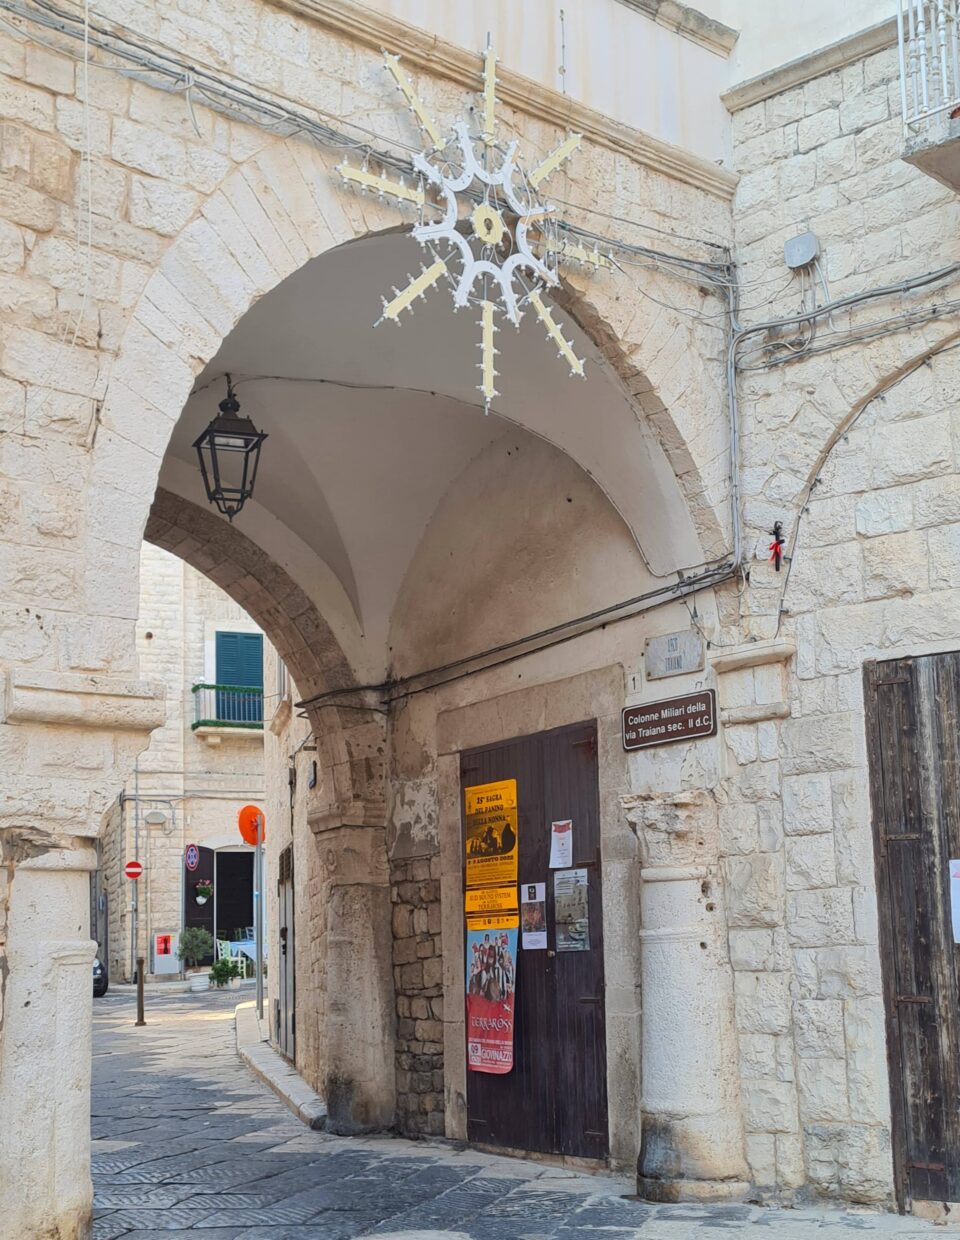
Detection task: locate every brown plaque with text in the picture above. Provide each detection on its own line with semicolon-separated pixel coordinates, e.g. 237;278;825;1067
622;690;717;751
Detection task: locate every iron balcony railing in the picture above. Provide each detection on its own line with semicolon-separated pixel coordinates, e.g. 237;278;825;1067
898;0;960;127
192;683;264;730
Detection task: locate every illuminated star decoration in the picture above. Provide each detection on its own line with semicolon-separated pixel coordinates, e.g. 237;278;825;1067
336;43;612;410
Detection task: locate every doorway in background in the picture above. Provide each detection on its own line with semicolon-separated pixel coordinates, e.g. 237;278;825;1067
276;844;295;1060
215;850;255;941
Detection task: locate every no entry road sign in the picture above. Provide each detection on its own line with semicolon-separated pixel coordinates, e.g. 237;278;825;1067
124;859;143;881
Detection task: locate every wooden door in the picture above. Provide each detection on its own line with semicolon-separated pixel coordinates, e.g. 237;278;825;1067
276;844;296;1060
460;720;608;1160
865;653;960;1209
185;844;215;963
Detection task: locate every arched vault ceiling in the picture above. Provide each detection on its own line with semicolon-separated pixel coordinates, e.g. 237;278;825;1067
160;232;703;651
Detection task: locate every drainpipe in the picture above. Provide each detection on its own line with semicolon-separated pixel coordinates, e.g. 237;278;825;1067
130;759;140;982
180;821;185;978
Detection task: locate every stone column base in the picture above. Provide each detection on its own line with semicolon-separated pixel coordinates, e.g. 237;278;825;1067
637;1174;751;1203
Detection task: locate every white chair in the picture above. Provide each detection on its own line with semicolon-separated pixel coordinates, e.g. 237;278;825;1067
215;938;232;962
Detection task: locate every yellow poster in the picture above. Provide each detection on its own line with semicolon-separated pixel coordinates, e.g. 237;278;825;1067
464;885;518;915
466;912;520;932
464;779;518;889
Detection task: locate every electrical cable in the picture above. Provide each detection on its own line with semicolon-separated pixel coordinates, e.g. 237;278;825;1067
732;262;960;369
296;560;738;712
738;294;960;370
0;0;731;283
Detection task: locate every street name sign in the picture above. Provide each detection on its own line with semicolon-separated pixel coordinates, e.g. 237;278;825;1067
622;690;717;751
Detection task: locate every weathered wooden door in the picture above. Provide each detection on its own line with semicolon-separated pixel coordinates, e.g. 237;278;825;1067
460;720;608;1159
865;653;960;1209
276;844;296;1060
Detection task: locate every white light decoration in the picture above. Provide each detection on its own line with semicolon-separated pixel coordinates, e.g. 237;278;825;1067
336;44;611;410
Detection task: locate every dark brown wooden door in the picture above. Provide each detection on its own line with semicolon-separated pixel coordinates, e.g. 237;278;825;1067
865;653;960;1209
460;720;608;1159
277;844;296;1061
185;845;215;963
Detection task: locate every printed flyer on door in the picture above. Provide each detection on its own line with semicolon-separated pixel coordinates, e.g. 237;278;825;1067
465;913;519;1074
464;779;519;888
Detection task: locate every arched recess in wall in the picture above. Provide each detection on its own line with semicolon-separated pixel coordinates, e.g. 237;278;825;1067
757;323;960;633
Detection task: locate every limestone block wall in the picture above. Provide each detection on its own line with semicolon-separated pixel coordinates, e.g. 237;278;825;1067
723;35;960;1204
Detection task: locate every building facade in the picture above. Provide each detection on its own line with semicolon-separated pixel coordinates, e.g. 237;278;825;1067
94;543;266;983
3;0;960;1236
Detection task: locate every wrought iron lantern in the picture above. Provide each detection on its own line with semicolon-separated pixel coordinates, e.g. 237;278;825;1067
193;375;267;521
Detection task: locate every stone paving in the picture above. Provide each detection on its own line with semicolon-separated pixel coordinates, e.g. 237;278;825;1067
92;990;943;1239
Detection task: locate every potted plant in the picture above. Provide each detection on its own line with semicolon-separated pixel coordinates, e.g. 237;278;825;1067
209;957;242;989
178;927;214;991
195;880;213;906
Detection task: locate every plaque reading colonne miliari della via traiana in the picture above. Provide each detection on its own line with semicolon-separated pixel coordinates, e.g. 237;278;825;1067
621;690;717;751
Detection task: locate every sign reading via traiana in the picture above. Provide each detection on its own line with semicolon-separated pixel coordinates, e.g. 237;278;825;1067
644;629;705;680
622;690;717;751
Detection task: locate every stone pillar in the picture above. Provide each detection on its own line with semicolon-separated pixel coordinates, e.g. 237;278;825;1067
0;842;98;1240
311;820;397;1133
308;706;395;1134
625;791;749;1202
0;670;164;1240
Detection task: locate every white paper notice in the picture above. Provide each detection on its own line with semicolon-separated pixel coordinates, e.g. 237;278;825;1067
950;859;960;945
520;882;547;950
549;819;573;869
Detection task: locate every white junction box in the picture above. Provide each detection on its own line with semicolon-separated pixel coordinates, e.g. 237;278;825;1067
152;931;180;975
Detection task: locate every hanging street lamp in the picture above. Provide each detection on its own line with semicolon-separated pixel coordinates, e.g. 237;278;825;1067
193;375;267;521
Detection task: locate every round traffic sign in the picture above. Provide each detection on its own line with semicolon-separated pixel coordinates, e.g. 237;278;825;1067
184;843;200;872
124;859;143;881
238;804;265;847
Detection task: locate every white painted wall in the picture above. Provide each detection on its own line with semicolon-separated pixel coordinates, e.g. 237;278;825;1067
362;0;897;156
361;0;731;161
699;0;897;85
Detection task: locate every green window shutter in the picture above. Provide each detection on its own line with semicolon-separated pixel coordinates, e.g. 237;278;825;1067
214;632;263;724
216;631;263;687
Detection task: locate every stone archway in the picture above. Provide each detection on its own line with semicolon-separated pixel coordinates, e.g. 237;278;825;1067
86;133;730;664
2;106;730;1238
146;487;354;705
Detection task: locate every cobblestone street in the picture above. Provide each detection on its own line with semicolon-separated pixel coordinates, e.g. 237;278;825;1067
91;991;942;1239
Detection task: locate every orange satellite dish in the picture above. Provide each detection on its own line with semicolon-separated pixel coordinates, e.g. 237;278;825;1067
238;804;265;846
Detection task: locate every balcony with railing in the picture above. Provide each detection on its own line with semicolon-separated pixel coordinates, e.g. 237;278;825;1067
191;683;264;744
898;0;960;188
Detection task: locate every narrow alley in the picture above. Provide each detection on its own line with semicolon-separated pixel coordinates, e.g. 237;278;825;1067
91;993;941;1239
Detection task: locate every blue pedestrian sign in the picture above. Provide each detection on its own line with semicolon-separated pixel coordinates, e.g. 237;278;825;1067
184;843;200;872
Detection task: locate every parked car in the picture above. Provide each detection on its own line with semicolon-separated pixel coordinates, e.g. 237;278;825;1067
92;957;108;997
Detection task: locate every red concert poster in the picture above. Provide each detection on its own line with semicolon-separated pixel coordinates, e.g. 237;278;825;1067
465;914;519;1073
